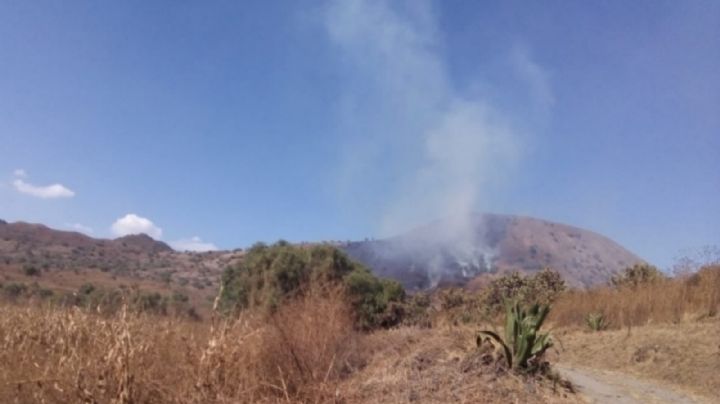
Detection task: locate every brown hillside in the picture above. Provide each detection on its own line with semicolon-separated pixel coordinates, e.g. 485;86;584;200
0;220;243;312
343;213;644;290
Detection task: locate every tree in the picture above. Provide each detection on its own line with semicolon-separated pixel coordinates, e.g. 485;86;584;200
611;263;664;288
531;268;566;304
219;243;406;329
483;269;565;312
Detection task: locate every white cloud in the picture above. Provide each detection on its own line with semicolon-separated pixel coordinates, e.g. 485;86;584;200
13;169;27;178
111;213;163;239
13;179;75;199
170;236;219;252
67;223;94;235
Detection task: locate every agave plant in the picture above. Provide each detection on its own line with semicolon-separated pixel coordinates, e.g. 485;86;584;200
477;302;553;370
585;312;608;331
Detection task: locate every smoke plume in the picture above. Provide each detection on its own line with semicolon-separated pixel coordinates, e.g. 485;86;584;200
323;0;552;284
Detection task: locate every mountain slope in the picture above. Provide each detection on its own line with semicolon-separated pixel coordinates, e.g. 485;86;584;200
342;214;644;289
0;220;242;303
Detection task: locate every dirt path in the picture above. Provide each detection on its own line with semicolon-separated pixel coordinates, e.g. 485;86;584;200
555;364;712;404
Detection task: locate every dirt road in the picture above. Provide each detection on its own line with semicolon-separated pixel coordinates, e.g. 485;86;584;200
555;364;713;404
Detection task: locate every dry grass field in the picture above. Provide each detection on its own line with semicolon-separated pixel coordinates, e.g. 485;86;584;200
555;320;720;400
548;265;720;400
550;265;720;328
0;290;574;404
2;266;718;403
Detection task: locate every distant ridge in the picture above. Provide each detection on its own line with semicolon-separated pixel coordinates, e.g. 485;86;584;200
113;234;173;253
342;213;645;290
0;220;170;254
0;215;645;291
0;219;241;299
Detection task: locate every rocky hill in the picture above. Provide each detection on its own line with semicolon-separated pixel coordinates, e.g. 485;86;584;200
342;214;645;290
0;220;242;304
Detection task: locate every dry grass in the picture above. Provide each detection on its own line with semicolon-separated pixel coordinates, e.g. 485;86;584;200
338;326;575;404
545;265;720;400
0;288;574;403
5;265;717;403
550;265;720;329
555;320;720;399
0;288;361;403
1;265;216;317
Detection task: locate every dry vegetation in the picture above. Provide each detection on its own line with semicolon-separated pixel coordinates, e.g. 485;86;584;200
2;258;718;403
0;287;573;404
556;320;720;399
550;265;720;328
548;265;720;399
0;289;355;403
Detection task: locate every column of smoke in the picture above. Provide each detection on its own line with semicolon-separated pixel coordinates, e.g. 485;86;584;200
324;0;551;283
421;215;499;287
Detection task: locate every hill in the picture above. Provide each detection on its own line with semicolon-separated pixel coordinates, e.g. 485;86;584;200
0;214;645;298
342;213;644;289
0;220;242;312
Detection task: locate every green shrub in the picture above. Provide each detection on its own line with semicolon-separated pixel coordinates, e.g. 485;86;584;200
485;272;529;308
401;292;433;327
484;269;565;313
219;242;405;329
131;292;167;315
436;287;485;324
585;312;608;331
440;287;469;310
345;269;405;329
531;268;566;304
478;302;553;372
611;263;664;288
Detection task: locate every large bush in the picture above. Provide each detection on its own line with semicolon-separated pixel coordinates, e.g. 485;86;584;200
610;263;665;288
219;242;405;329
484;268;566;310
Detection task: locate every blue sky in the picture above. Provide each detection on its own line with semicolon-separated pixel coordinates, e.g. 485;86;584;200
0;1;717;268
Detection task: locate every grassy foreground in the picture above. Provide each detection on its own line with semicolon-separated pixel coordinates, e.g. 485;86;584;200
2;264;717;403
547;265;720;399
555;320;720;399
0;289;574;404
550;264;720;328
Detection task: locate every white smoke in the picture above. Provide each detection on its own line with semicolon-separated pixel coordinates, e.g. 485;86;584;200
323;0;552;284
